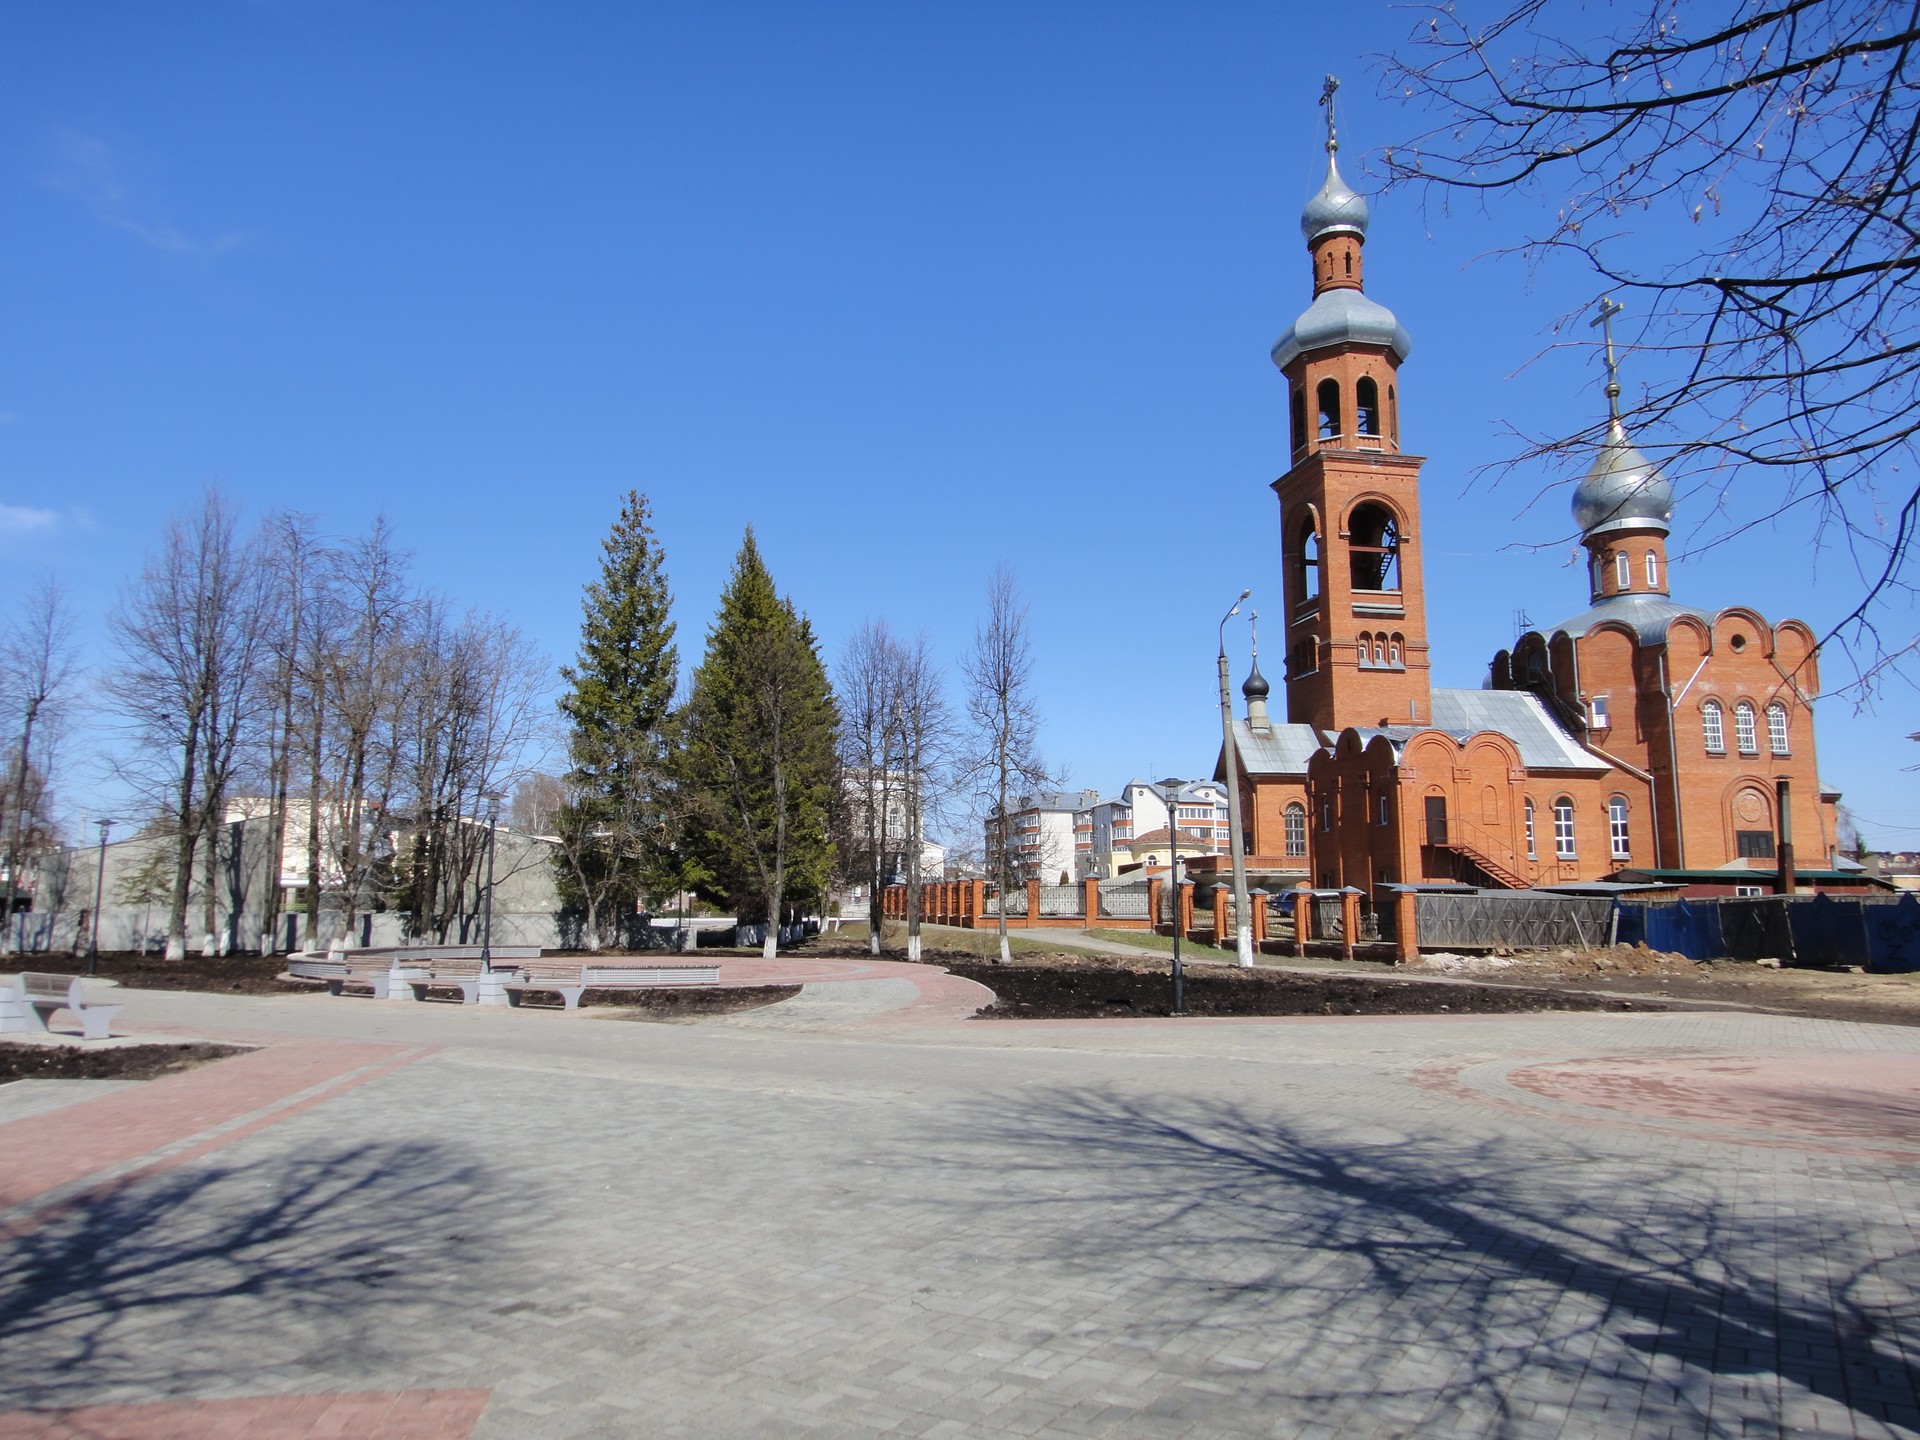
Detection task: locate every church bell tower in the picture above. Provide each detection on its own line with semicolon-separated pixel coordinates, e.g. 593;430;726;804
1272;79;1432;732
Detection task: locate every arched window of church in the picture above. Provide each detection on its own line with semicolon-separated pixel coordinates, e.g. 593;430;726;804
1316;378;1341;440
1767;702;1790;755
1344;250;1353;277
1389;633;1404;668
1553;797;1577;859
1524;798;1537;859
1734;701;1759;755
1609;795;1631;859
1372;637;1386;666
1615;551;1632;590
1294;519;1321;605
1284;803;1306;858
1289;388;1306;455
1645;550;1659;588
1591;553;1604;594
1702;700;1726;754
1289;638;1318;678
1356;376;1380;436
1356;630;1373;667
1387;384;1399;444
1347;503;1401;592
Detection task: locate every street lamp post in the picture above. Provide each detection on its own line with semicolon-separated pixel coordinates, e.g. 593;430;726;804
480;794;503;972
89;818;113;973
1217;590;1256;967
1153;780;1188;1017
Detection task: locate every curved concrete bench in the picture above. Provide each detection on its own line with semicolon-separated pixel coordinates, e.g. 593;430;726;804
1;971;121;1039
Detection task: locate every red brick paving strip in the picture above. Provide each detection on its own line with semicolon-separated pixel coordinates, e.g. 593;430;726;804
0;1040;433;1218
0;1388;490;1439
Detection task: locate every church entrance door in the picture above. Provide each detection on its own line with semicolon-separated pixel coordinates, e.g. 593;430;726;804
1424;794;1448;846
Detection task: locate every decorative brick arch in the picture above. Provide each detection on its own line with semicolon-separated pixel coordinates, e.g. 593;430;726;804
1337;491;1410;538
1721;777;1776;857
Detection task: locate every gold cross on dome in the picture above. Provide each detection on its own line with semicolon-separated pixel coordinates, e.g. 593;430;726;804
1320;75;1340;155
1590;295;1624;420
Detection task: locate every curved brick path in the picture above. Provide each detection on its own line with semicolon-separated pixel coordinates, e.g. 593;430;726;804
2;966;1917;1439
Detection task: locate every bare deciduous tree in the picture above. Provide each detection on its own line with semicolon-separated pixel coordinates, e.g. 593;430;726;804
837;620;905;955
960;567;1051;965
0;578;79;955
1379;1;1920;683
110;491;274;959
894;632;952;964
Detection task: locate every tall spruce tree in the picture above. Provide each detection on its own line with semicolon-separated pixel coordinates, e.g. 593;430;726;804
555;491;678;948
680;530;838;959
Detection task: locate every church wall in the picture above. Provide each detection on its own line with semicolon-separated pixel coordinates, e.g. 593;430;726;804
1308;724;1664;901
1667;613;1834;870
1242;770;1310;867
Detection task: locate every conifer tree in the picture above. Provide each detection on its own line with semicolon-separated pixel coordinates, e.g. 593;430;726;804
555;491;679;947
680;530;838;959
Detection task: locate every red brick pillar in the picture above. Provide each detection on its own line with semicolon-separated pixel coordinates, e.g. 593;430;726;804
1212;887;1230;947
1178;882;1194;942
970;879;985;929
1082;877;1099;926
1252;892;1268;950
1294;883;1312;958
1395;889;1418;966
1025;878;1041;929
1147;877;1164;934
1341;889;1360;964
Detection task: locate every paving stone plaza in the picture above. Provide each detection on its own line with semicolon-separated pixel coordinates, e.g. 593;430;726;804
2;958;1917;1439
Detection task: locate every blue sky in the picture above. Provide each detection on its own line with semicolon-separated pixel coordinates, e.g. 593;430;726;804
3;1;1917;849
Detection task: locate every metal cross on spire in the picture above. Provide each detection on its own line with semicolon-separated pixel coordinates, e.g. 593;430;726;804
1248;610;1260;658
1590;295;1624;421
1319;74;1340;155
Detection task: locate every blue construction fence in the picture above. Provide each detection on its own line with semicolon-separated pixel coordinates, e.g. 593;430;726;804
1614;893;1920;972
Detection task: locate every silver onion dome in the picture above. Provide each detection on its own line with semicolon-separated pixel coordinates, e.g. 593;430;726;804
1301;155;1369;243
1571;419;1674;540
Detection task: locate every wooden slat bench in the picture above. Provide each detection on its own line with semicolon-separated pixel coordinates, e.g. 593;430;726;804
1;972;122;1039
287;950;423;1000
504;964;722;1012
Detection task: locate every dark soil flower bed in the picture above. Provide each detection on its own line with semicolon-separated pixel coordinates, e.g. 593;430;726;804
0;1041;251;1084
942;957;1673;1020
61;952;311;995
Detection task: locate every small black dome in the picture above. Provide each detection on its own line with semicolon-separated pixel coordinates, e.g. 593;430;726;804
1242;659;1271;701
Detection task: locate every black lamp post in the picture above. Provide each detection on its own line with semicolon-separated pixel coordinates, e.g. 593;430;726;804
89;818;113;973
480;794;502;971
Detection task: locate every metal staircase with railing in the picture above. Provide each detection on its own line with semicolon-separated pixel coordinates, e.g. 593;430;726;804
1420;816;1531;890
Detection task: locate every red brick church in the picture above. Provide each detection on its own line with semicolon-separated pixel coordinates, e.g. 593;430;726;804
1215;108;1846;904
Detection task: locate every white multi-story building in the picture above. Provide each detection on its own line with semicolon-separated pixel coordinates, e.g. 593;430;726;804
986;789;1100;885
1073;779;1232;879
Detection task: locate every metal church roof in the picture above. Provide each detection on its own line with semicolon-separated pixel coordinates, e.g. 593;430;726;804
1225;720;1326;777
1271;288;1413;373
1429;689;1609;771
1543;592;1714;644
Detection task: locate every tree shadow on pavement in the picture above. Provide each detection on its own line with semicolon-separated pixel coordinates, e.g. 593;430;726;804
0;1140;524;1410
943;1089;1920;1439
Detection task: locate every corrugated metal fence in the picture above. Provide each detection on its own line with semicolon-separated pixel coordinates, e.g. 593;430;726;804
1616;893;1920;972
